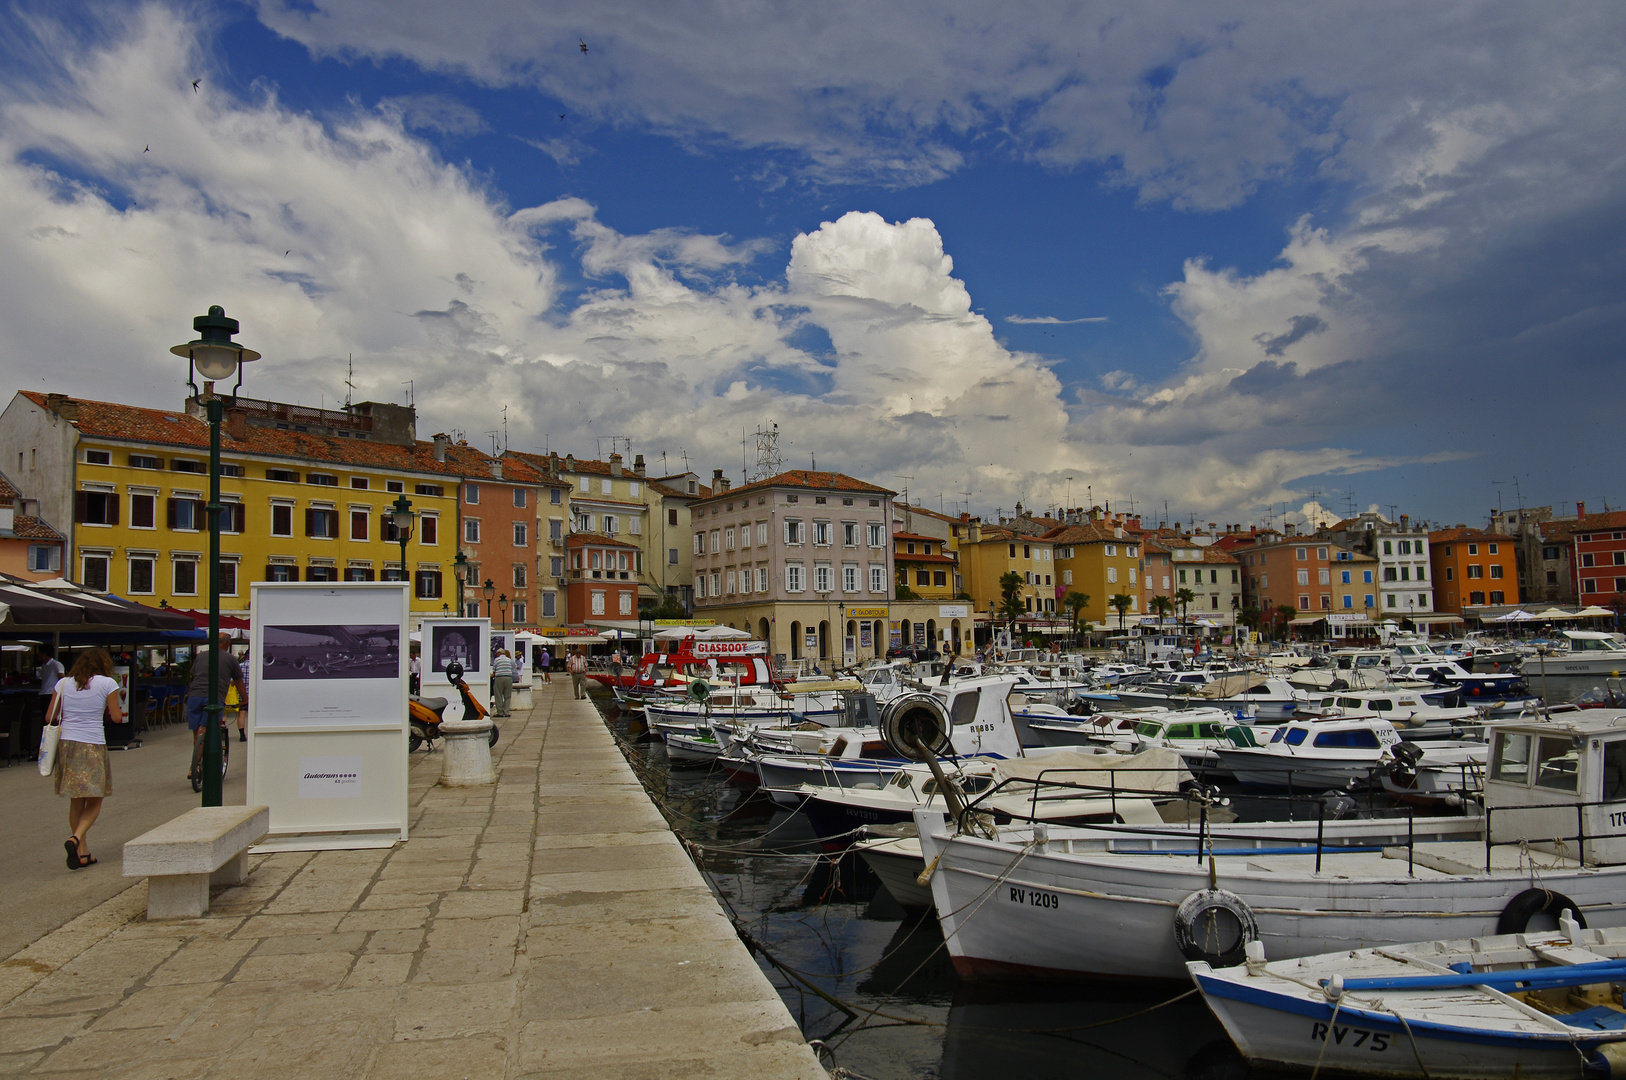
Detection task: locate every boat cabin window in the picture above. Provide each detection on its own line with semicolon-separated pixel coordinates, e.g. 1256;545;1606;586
1199;723;1225;738
1534;736;1580;792
1313;729;1381;749
1491;732;1532;784
1336;697;1361;709
1604;740;1626;803
1134;721;1163;737
1284;728;1308;746
950;689;981;726
1169;724;1194;739
1369;700;1393;712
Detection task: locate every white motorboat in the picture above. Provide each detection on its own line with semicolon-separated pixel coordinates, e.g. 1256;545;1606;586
1524;631;1626;677
1191;918;1626;1078
795;747;1186;845
1212;715;1407;788
1306;688;1484;741
913;710;1626;982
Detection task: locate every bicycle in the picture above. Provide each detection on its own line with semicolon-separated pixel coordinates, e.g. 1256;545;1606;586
188;715;231;793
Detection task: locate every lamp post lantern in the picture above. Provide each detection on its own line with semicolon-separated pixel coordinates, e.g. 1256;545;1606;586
483;579;495;619
498;593;508;630
170;306;258;808
453;550;469;617
389;494;415;592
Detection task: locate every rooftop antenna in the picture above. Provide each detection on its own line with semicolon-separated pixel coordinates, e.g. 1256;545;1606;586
344;355;355;411
485;430;499;455
661;451;669;471
811;453;816;470
680;448;689;473
501;405;509;453
1386;503;1400;523
1065;476;1073;509
401;379;414;407
896;475;913;508
961;489;972;519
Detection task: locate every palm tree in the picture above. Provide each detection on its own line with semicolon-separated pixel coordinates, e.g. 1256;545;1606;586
1275;604;1296;641
1109;593;1135;633
1175;587;1197;629
1148;595;1173;624
998;571;1025;637
1062;591;1091;646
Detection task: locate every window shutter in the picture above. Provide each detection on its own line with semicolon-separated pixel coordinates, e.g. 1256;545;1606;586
73;492;88;523
108;494;118;525
265;564;277;581
305;508;316;537
166;498;177;528
232;504;246;532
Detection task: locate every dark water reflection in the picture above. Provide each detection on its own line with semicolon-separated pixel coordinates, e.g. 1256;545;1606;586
598;696;1270;1079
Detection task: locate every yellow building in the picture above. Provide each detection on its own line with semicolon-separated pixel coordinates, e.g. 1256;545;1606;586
1048;520;1143;627
956;522;1057;619
0;391;462;618
893;531;958;602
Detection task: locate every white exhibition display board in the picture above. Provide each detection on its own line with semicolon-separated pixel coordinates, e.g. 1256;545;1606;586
419;617;491;716
247;582;410;851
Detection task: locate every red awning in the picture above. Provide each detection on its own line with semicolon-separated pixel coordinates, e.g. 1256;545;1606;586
170;608;251;637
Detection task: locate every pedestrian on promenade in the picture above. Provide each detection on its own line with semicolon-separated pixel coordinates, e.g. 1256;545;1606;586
33;644;63;757
49;647;124;870
409;646;422;696
492;648;514;717
567;648;588;699
185;632;247;783
538;647;551;683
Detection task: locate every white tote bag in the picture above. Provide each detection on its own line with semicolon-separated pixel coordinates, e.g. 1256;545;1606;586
37;689;62;777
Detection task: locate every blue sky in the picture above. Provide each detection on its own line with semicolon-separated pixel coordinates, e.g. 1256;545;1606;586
3;1;1623;529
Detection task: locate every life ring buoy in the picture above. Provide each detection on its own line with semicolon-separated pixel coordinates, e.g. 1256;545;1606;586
1173;889;1259;967
1497;889;1587;935
880;693;952;761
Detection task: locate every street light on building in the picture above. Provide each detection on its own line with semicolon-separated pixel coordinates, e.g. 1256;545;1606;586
390;493;415;592
170;306;258;808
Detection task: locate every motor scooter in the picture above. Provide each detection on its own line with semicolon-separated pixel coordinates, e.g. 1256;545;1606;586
409;661;499;752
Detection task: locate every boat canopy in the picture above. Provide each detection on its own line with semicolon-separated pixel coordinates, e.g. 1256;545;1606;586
991;747;1191;793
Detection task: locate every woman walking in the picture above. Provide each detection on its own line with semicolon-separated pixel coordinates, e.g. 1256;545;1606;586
49;648;124;870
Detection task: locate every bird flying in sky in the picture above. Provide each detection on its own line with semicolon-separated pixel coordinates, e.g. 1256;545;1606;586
192;79;200;92
578;39;588;53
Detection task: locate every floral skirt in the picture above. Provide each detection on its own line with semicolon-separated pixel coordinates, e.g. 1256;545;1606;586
55;740;112;798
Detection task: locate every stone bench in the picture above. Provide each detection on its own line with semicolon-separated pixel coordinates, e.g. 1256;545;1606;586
122;805;270;920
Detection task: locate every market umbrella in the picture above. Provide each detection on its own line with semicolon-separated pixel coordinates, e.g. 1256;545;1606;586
0;573;198;636
694;625;752;640
1535;607;1583;620
1575;606;1615;618
1489;610;1534;622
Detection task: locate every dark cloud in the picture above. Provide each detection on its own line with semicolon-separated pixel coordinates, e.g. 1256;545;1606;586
1253;315;1327;357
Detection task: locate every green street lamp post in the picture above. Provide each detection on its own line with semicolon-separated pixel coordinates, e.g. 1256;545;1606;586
483;579;495;619
171;306;258;808
390;494;415;591
498;593;508;630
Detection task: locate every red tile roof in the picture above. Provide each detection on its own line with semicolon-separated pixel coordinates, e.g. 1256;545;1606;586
0;472;17;504
699;470;894;503
1428;526;1505;543
23;391;469;480
9;516;63;541
1045;522;1132;545
1541;511;1626;543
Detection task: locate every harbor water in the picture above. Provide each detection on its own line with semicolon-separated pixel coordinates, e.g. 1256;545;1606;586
597;693;1263;1080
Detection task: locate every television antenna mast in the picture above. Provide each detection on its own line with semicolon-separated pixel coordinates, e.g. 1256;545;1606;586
344;355;355;411
752;423;782;482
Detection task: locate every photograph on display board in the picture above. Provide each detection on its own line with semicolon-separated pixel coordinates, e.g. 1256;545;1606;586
261;624;400;681
490;631;514;666
430;624;481;674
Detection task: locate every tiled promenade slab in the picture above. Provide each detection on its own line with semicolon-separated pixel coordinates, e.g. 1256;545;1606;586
0;682;825;1079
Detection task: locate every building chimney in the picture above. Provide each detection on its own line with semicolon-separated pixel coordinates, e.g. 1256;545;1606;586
712;468;724;491
565;454;575;473
610;452;623;477
548;451;559;477
44;393;80;421
1400;513;1409;530
224;406;249;443
968;520;982;544
487;458;503;479
1578;501;1586;517
432;433;450;462
633;453;645;476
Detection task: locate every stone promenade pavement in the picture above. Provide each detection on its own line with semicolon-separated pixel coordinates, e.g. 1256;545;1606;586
0;682;827;1079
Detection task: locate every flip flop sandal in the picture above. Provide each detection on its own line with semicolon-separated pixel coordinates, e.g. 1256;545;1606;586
79;854;97;867
66;839;83;870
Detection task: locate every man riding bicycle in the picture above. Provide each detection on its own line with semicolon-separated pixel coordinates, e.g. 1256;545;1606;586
186;632;248;786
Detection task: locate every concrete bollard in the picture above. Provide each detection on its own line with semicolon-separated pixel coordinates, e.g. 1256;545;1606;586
438;717;496;787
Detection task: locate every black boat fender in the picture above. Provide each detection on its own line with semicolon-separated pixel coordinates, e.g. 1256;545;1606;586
1496;888;1587;935
1173;888;1259;967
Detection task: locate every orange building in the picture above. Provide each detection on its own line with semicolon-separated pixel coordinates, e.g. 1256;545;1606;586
563;533;641;625
1428;527;1519;612
0;471;65;581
